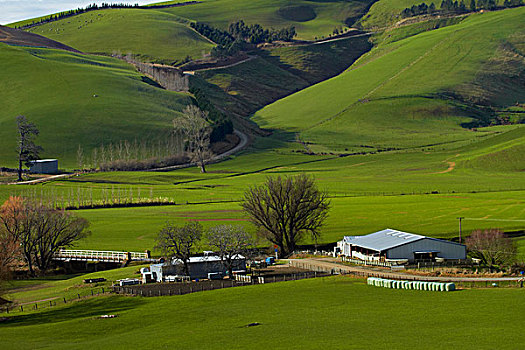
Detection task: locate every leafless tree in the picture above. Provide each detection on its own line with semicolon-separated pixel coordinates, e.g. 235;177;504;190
174;105;212;173
0;197;23;284
207;225;255;277
242;174;330;258
16;115;43;181
155;221;203;276
0;196;90;275
466;228;517;268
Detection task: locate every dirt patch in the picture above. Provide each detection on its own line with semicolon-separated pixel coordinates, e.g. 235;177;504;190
0;25;80;53
434;161;456;174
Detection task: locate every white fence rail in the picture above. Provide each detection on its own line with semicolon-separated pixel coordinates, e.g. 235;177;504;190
54;249;149;262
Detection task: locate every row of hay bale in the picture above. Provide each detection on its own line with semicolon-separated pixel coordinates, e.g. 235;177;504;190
367;277;455;291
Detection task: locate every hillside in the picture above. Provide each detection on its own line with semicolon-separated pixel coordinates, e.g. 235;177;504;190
11;0;376;64
22;8;214;64
253;8;525;154
0;43;192;167
192;34;373;118
156;0;375;40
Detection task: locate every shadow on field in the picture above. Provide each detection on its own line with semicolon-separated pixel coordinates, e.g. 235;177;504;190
0;296;144;327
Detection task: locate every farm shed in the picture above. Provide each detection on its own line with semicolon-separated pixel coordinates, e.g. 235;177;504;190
336;228;466;263
148;253;246;282
28;159;58;174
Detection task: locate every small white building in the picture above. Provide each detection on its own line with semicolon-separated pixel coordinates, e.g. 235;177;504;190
146;253;246;282
29;159;58;174
336;228;466;263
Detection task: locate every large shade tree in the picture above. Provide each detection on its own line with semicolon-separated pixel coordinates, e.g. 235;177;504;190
242;174;330;258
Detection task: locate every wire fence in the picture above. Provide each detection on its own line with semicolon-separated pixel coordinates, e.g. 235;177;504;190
1;286;110;315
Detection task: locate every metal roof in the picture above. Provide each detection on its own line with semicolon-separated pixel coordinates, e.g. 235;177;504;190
168;254;245;265
30;159;57;163
342;228;425;252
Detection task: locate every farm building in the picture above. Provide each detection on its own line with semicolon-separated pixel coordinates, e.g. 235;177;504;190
146;253;246;282
28;159;58;174
335;228;466;263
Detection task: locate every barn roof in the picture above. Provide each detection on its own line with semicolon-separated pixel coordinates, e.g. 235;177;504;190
343;228;425;252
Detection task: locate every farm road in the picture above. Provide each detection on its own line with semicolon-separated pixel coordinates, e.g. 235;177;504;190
290;258;522;282
148;129;248;172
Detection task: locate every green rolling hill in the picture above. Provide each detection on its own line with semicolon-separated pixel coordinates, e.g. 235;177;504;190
157;0;374;40
22;8;214;64
0;41;192;168
253;7;525;154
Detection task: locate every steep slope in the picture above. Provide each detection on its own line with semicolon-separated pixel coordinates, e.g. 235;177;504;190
0;43;192;167
253;8;524;154
193;34;372;118
0;25;80;52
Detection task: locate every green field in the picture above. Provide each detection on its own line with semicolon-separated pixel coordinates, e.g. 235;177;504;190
1;276;525;349
0;43;191;167
24;8;214;64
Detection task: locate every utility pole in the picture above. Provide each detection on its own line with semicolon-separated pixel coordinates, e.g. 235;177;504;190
457;217;464;243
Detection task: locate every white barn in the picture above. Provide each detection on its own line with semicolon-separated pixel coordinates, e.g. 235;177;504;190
336;228;466;263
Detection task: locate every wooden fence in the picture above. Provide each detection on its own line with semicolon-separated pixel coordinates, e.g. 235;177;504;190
113;271;330;297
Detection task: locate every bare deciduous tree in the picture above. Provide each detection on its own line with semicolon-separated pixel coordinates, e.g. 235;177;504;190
174;105;212;173
0;196;90;275
0;197;23;284
155;221;203;276
16;115;43;181
242;174;330;258
466;228;517;268
207;225;254;277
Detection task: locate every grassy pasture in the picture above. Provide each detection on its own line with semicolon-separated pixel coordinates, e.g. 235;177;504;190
24;8;214;64
1;276;524;349
70;190;525;252
0;124;523;252
0;43;191;167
